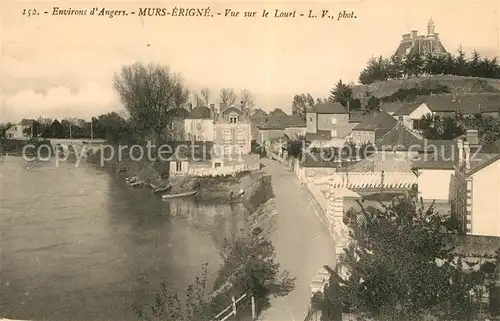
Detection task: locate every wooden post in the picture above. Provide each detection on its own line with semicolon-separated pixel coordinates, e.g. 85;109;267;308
251;296;256;319
232;295;237;316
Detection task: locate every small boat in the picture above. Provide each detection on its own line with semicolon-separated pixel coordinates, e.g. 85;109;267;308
128;180;144;187
153;185;171;194
126;176;139;183
162;190;197;200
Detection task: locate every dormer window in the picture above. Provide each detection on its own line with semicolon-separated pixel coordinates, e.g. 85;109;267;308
229;116;238;124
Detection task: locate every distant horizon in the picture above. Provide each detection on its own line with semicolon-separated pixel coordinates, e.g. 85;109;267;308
2;0;499;123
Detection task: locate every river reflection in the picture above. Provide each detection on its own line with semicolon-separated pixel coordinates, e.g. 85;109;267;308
0;156;250;321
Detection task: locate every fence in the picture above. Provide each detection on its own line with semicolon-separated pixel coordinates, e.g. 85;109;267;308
212;293;256;321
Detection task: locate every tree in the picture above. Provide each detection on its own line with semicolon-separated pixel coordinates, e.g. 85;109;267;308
113;63;189;144
292;93;315;119
219;88;237;107
328;80;352;108
336;198;490;321
268;108;287;117
94;112;133;143
210;232;295;316
0;122;13;139
192;93;204;108
134;264;211;321
454;47;468;76
286;135;306;159
364;96;381;113
420;114;465;140
200;87;210;106
240;89;255;113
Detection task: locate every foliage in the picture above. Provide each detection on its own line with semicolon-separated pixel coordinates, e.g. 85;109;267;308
381;85;451;103
240;89;255;113
365;96;381;113
219;88;237;107
336;198;493;321
200;88;211;106
328;79;361;111
113;63;189;144
210;232;295;316
292;93;315;119
420;114;466;140
268;108;287;117
286;135;305;159
0;122;13;138
93;112;134;143
358;48;500;85
134;263;211;321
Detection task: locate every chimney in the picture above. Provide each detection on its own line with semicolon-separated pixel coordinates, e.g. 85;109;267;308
465;129;479;145
411;30;418;47
457;138;464;166
463;141;471;170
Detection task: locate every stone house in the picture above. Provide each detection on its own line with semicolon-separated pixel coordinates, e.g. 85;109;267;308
392;102;433;131
166;107;189;141
184;106;214;142
213;102;252;156
350;111;398;146
5;119;37;140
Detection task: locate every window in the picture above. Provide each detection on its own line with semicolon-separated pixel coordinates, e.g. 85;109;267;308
331;118;337;125
412;119;424;130
196;123;202;130
223;130;231;144
308;117;313;122
229;116;238;124
176;161;182;172
236;130;246;145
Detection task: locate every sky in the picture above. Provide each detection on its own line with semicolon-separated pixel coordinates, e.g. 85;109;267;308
1;0;499;123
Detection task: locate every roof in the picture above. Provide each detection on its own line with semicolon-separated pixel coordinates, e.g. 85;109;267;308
416;94;500;114
348;112;371;123
309;102;348;114
187;107;212;119
481;139;500;153
305;130;331;141
167;107;189;118
257;114;306;130
394;37;447;57
463;152;500;177
352;111;398;131
374;124;426;151
412;139;457;170
19;119;36;126
222;106;242;116
392;102;425;116
380;102;406;114
452;235;500;258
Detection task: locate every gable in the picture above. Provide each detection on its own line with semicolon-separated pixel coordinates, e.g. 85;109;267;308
408;103;432;120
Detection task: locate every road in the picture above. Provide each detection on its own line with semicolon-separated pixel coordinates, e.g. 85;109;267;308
259;159;336;321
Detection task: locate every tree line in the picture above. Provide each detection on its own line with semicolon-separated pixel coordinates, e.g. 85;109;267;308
359;48;500;85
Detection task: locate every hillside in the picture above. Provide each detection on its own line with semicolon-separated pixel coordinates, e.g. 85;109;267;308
351;75;500;99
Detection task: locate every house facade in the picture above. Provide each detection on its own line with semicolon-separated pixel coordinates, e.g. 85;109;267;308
351;111;397;146
392;102;433;131
417;94;500;118
166;107;189;141
214;103;252;156
184;107;214;142
305;102;354;148
454;139;500;237
5;119;37;140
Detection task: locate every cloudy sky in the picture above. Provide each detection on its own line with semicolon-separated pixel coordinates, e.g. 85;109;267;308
2;0;499;122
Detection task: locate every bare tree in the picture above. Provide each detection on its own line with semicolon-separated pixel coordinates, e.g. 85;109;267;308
240;89;255;113
192;92;204;108
200;88;210;106
113;62;190;144
219;88;237;107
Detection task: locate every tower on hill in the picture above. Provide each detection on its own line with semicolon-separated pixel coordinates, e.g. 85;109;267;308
394;18;448;58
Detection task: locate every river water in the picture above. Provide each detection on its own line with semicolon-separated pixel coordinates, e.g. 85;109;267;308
0;156;249;321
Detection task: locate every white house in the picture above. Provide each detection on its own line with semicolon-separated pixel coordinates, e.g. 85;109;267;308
184;107;214;142
5;119;36;140
454;139;500;237
392;102;433;131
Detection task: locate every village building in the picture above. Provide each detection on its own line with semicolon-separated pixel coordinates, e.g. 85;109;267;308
350;110;398;146
165;107;189;141
416;94;500;118
5;119;37;140
213;102;252;156
391;102;433;131
394;18;447;58
305;102;356;148
184;106;214;142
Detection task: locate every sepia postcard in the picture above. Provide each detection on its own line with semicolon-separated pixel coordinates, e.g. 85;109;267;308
1;0;500;320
